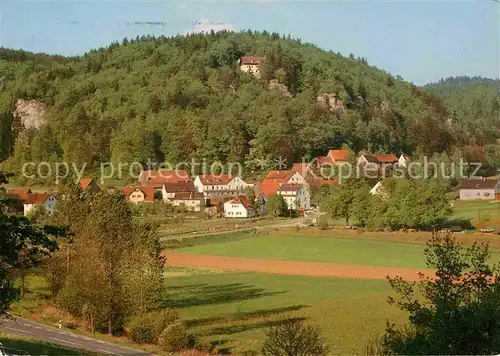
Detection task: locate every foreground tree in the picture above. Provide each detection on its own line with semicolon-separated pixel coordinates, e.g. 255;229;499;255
380;231;500;355
0;196;64;316
48;188;164;334
261;319;328;356
266;194;289;217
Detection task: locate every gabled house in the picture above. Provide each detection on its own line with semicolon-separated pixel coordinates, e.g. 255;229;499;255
259;170;308;199
239;56;265;78
194;175;253;199
328;149;350;163
398;154;410;168
459;178;500;201
369;181;389;197
162;181;204;211
79;178;102;193
138;169;191;188
277;184;310;210
224;195;255;218
6;189;56;216
23;193;57;216
290;163;338;188
315;149;350;168
117;186;155;204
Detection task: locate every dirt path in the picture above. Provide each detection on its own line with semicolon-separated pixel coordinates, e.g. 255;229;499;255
165;252;434;281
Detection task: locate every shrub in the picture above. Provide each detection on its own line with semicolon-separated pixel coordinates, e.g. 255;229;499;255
127;309;181;345
127;314;157;344
261;318;328;356
158;320;190;352
317;216;329;230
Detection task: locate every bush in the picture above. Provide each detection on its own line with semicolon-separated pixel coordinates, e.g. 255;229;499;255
261;318;328;356
127;309;181;345
317;216;329;230
127;314;157;344
158;320;190;352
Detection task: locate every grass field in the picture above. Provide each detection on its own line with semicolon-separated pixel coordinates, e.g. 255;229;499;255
0;333;96;355
164;267;404;354
178;234;425;268
452;200;500;222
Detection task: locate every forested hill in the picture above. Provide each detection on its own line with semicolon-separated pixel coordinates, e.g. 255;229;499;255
0;31;496;178
425;76;500;145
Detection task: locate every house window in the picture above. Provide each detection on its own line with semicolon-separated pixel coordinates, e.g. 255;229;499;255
236;212;241;216
484;192;491;197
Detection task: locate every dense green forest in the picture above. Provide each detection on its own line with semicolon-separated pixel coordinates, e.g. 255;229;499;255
0;31;498;182
425;76;500;145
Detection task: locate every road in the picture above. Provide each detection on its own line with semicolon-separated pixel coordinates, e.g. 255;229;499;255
159;217;308;242
0;317;152;355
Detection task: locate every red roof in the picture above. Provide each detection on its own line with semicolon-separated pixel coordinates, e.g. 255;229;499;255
277;184;303;192
79;178;93;190
226;195;254;210
139;170;191;186
7;188;31;201
117;186;155;201
163;181;196;193
264;170;294;181
290;163;313;175
24;193;50;205
372;154;399;164
171;192;203;200
197;174;232;185
316;156;333;166
328;149;349;162
259;179;282;198
241;56;265;65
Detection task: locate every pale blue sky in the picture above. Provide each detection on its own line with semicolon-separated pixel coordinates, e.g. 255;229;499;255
1;0;499;84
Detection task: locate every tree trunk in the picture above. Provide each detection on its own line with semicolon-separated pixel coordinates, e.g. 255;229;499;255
108;318;112;336
20;271;25;297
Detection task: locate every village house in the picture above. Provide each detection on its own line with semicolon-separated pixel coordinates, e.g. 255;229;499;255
167;192;205;212
277;184;310;211
79;178;102;193
315;149;350;168
290;163;338;188
239;56;265;78
6;189;57;216
162;181;204;212
357;154;399;177
194;175;254;200
459;178;500;201
117;186;155;204
369;181;389;197
23;193;57;216
398;153;410;168
224;195;255;218
138;169;191;188
259;170;308;199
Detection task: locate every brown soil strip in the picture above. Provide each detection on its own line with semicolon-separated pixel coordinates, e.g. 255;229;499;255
164;252;434;281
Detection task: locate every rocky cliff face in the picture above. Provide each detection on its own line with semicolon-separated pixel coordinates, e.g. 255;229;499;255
13;99;46;129
317;93;345;113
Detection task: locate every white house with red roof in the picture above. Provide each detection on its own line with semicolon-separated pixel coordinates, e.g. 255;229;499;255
138;169;191;188
224;195;255;218
194;175;253;199
23;193;57;216
239;56;265;78
117;186;155;204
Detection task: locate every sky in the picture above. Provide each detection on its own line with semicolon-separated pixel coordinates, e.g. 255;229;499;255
0;0;498;85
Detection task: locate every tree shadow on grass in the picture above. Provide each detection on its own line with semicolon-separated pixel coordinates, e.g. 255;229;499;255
162;283;285;309
186;304;309;328
205;316;307;336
